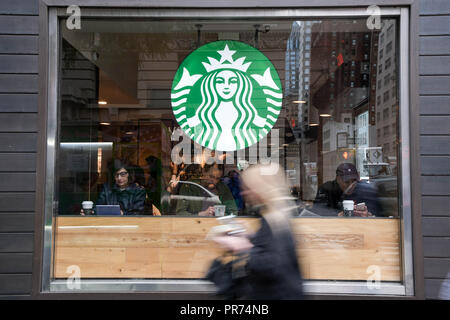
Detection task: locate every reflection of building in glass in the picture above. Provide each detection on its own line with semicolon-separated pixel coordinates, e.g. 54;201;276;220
375;20;398;163
285;21;313;98
59;40;102;212
321;113;354;182
355;111;370;178
285;21;314;134
309;20;380;183
285;21;317;200
285;21;301;97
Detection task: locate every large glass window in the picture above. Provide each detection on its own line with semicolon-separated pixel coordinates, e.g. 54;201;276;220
51;15;405;290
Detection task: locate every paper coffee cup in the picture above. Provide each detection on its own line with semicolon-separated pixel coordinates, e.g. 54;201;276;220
343;200;354;217
343;200;354;211
214;205;226;217
82;201;94;210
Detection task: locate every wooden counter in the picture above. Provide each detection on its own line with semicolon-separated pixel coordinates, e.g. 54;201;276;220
54;216;401;281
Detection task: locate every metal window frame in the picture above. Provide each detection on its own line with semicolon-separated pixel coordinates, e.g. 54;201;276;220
37;5;415;297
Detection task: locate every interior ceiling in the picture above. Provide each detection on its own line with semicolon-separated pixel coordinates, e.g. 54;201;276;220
69;20;295;33
62;18;390;109
66;18;391;34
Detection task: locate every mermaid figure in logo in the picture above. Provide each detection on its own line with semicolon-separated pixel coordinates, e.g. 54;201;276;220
187;68;266;151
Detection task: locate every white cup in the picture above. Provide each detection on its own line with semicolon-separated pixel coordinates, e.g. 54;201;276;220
82;201;94;215
343;200;354;217
214;205;226;217
82;201;93;209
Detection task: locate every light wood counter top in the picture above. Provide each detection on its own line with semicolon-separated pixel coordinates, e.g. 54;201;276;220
54;216;401;281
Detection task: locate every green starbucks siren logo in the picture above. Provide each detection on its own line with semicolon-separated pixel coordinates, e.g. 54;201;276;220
171;40;282;151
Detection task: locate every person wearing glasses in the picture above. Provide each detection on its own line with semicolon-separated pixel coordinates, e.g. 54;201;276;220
81;160;146;215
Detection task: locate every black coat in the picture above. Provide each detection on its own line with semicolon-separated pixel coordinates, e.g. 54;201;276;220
245;216;304;300
96;183;146;215
313;179;382;216
314;180;343;209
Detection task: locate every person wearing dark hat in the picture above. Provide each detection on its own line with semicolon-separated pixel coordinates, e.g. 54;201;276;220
313;163;381;217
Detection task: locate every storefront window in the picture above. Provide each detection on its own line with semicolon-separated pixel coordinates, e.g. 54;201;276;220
50;14;405;290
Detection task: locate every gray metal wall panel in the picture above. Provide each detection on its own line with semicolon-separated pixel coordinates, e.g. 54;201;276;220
0;214;34;232
419;76;450;95
421;176;450;196
0;253;33;273
0;0;38;15
0;1;37;300
420;0;450;15
420;116;450;134
0;36;38;54
0;133;37;152
420;0;450;299
0;275;32;295
424;258;450;278
420;56;450;75
0;94;38;113
0;16;38;35
0;114;37;132
0;193;35;212
420;136;450;155
421;156;450;175
0;75;38;93
422;196;450;217
420;96;450;115
0;234;33;253
422;217;450;237
0;173;36;192
0;55;38;74
420;36;450;56
420;16;450;35
423;238;450;258
0;154;36;172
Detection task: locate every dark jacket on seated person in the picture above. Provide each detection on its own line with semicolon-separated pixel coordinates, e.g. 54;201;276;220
97;183;146;215
314;180;342;210
314;179;382;217
343;180;381;216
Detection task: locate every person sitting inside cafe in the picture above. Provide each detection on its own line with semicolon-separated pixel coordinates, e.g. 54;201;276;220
175;164;238;216
312;163;381;217
81;160;146;216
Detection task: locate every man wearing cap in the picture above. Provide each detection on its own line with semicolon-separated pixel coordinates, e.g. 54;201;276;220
313;163;381;217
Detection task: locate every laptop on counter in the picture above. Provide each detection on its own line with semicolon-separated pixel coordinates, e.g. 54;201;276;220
96;205;121;216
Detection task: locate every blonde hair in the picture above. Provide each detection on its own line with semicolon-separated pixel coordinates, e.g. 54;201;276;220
241;163;293;233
